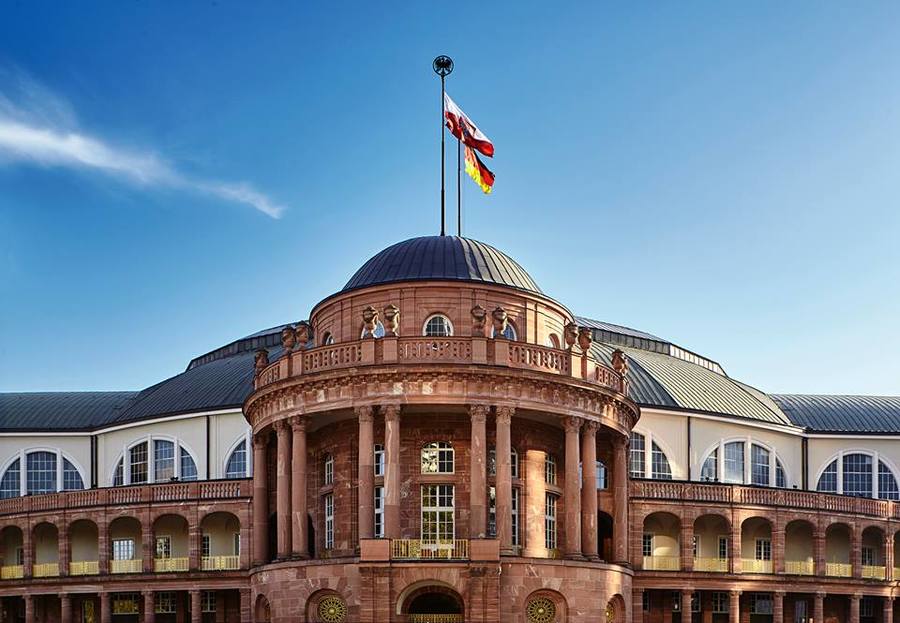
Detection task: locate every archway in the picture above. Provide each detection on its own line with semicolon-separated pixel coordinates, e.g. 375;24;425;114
401;584;464;623
598;511;614;561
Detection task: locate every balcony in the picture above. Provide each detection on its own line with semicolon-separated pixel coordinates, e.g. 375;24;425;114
0;565;23;579
69;561;99;576
785;560;815;575
741;559;773;574
826;562;853;577
110;559;142;574
390;539;469;561
154;557;188;573
408;616;465;623
694;557;728;572
32;563;59;578
862;565;886;580
643;556;680;571
201;555;240;571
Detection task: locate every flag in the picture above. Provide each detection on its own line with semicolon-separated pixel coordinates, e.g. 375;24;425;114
465;145;495;194
444;93;495;157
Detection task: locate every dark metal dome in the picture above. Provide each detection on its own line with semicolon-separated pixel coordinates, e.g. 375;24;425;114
342;236;543;294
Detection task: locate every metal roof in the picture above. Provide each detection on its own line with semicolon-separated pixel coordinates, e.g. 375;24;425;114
772;394;900;434
589;343;677;408
342;236;543;294
0;392;137;432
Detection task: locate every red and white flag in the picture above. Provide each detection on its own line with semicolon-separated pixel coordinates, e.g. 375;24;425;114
444;93;494;158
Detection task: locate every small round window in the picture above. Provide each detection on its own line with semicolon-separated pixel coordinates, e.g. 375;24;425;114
423;314;453;337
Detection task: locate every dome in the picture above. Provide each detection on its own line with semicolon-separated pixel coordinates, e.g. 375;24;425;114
342;235;543;294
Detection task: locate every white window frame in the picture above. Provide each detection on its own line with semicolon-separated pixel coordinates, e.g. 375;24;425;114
110;435;200;487
0;448;88;497
223;430;252;479
112;538;135;561
422;314;454;337
698;438;788;488
544;492;558;550
324;493;334;549
374;444;385;477
421;441;455;474
814;450;900;499
374;486;385;538
631;429;679;480
421;484;455;545
324;453;334;485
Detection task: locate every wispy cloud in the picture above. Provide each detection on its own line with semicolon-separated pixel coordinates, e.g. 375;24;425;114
0;69;285;218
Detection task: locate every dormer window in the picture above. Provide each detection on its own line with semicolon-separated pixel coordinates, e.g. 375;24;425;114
423;314;453;337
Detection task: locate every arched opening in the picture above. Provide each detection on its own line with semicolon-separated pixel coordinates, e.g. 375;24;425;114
69;519;99;575
255;595;271;623
607;594;627;623
0;526;24;577
642;512;681;570
861;526;886;578
693;514;730;572
32;522;59;576
108;516;142;573
200;512;241;570
740;517;773;573
598;511;614;561
152;514;189;572
784;520;815;575
403;585;464;622
825;523;852;577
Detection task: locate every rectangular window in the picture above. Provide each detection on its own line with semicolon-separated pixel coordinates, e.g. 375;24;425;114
154;440;175;482
861;547;875;566
750;594;773;615
691;593;700;613
755;538;771;561
201;591;217;613
718;536;728;560
794;600;809;623
112;594;139;615
544;493;557;550
15;547;24;566
112;539;134;561
597;461;607;490
155;536;171;559
155;592;176;614
751;445;770;486
672;593;681;612
724;442;745;484
374;444;385;477
324;493;334;549
712;592;729;614
642;591;650;612
511;487;520;547
324;455;334;485
233;532;240;556
692;535;698;558
130;443;148;485
374;486;385;538
421;443;454;474
545;455;557;486
201;534;211;558
630;432;646;478
487;486;496;538
421;484;455;542
843;453;873;497
26;451;57;495
861;598;874;618
642;533;653;557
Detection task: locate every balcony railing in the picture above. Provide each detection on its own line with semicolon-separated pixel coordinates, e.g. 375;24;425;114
154;557;188;572
785;560;815;575
408;616;465;623
69;560;99;576
201;555;240;571
694;557;728;572
0;565;23;579
643;555;680;571
826;562;853;577
741;558;773;574
32;563;59;578
110;559;142;574
390;539;469;560
256;336;626;395
862;565;886;580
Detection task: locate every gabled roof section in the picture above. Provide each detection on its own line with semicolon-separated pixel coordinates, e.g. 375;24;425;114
0;392;137;432
772;394;900;434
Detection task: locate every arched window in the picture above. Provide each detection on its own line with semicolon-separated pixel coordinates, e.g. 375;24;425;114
0;459;20;499
492;322;517;340
421;442;454;474
324;453;334;485
26;451;57;494
0;451;86;497
180;448;198;481
817;460;838;493
423;314;453;337
545;334;561;349
630;432;646;478
650;442;672;480
111;437;198;486
225;440;248;479
322;332;335;346
63;458;84;490
701;440;788;487
817;453;900;499
723;441;745;484
879;462;899;500
776;459;787;488
843;453;872;497
361;322;385;339
701;448;717;481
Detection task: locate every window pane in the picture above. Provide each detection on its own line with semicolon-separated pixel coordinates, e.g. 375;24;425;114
225;440;247;478
421;442;453;474
630;432;646;478
544;493;557;550
63;458;84;491
424;315;452;337
724;442;744;484
701;449;717;481
180;448;198;481
0;459;20;499
130;442;148;484
374;486;385;538
843;453;873;497
26;451;56;494
651;442;672;480
545;455;557;485
154;440;175;482
751;445;770;486
878;461;899;500
374;444;385;477
776;460;786;488
817;460;838;493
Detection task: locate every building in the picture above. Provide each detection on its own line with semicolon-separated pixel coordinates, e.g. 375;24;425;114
1;234;899;623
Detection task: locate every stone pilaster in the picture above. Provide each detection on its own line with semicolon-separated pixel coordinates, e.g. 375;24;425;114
101;593;112;623
581;420;599;560
275;419;292;559
773;591;784;623
252;433;269;566
632;588;644;623
61;594;72;623
190;590;202;623
357;406;375;541
612;432;629;564
469;404;489;538
683;590;694;623
729;590;740;623
681;520;694;572
291;417;308;558
563;416;583;559
850;594;861;623
495;406;514;554
143;591;155;623
383;405;401;539
814;592;825;623
884;597;893;623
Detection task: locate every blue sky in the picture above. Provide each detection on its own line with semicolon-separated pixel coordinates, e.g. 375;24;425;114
1;3;899;395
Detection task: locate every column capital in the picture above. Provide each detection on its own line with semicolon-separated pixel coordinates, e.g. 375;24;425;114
252;433;268;449
470;404;489;422
274;418;290;434
851;593;863;601
774;590;786;598
730;590;742;597
382;404;401;422
582;420;599;434
355;405;375;423
815;591;827;599
563;415;582;433
495;405;515;424
612;433;629;449
290;416;307;432
142;589;155;596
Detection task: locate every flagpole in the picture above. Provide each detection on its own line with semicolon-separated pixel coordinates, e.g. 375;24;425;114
457;138;461;236
433;56;453;237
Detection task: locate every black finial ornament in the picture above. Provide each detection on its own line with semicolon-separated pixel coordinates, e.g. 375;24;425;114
433;55;453;77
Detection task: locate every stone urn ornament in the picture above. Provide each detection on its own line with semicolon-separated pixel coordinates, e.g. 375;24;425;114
471;305;487;336
612;349;629;377
383;304;400;336
564;322;579;349
577;326;593;352
281;325;297;354
362;305;379;338
254;348;269;374
295;321;311;347
491;307;508;338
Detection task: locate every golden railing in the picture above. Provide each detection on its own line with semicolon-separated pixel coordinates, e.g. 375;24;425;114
826;562;852;577
201;555;240;570
154;557;188;572
0;565;23;579
110;559;142;574
862;565;886;580
693;557;728;572
741;558;773;574
643;555;680;571
408;616;465;623
69;560;99;576
390;539;469;560
32;563;59;577
785;560;815;575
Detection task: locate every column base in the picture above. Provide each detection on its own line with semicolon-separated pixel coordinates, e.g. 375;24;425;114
500;547;518;556
586;555;601;562
564;553;587;561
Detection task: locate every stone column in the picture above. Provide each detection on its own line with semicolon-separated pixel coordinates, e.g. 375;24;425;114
98;519;110;575
58;520;70;576
495;406;514;554
190;590;202;623
884;597;893;623
850;594;861;623
814;528;826;576
612;432;629;564
275;419;292;559
61;594;72;623
886;536;894;581
188;522;201;571
22;525;32;578
852;525;863;579
632;588;644;623
563;416;583;559
681;520;694;572
773;591;784;623
581;420;599;560
251;433;269;566
291;417;308;558
357;406;375;541
773;521;786;574
24;594;34;623
239;589;252;623
814;592;824;623
383;405;402;539
143;591;155;623
683;590;694;623
469;404;489;538
729;590;740;623
101;593;112;623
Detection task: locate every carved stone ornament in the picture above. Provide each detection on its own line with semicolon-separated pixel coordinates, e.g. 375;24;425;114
577;326;593;352
491;307;508;338
612;349;629;377
281;325;297;353
362;305;379;338
383;304;400;336
564;322;579;348
295;321;311;347
471;305;487;336
254;348;269;374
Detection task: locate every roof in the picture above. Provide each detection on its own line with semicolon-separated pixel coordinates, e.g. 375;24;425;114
342;236;543;295
0;392;137;432
772;394;900;434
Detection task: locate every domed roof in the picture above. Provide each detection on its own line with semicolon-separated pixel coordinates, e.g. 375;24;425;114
342;236;543;294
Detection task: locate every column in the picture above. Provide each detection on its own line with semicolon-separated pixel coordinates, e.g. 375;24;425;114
251;433;269;566
884;597;893;623
143;515;154;573
61;594;72;623
275;419;292;559
190;590;202;623
101;593;112;623
729;590;740;623
357;406;375;541
98;520;110;575
814;592;824;623
731;518;743;574
683;590;694;623
59;520;70;576
773;591;785;623
681;520;694;572
291;417;309;558
495;406;514;554
581;421;599;560
383;405;401;539
24;594;34;623
563;416;583;559
188;521;201;571
612;433;629;564
239;589;252;623
852;525;863;579
469;404;488;538
23;524;32;578
885;536;894;581
850;594;861;623
814;528;826;576
143;591;155;623
632;588;644;623
773;519;785;574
